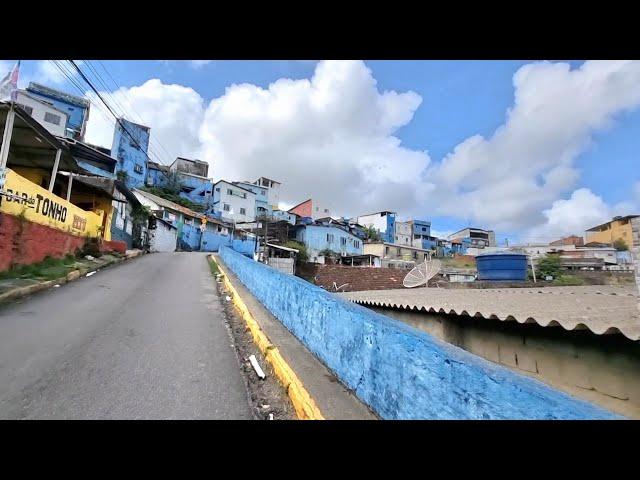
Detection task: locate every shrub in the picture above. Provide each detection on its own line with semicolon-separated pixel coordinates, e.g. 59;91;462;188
537;254;562;279
552;275;585;286
282;240;308;264
613;239;629;251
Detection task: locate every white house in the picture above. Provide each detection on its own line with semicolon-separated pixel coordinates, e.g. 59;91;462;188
213;180;256;223
15;90;69;137
149;216;177;252
253;176;281;209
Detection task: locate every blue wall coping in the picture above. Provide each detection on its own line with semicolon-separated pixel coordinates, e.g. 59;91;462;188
219;246;621;420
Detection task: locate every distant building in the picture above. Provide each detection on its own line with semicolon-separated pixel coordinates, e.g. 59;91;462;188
363;242;432;268
292;224;363;262
448;227;496;252
357;211;396;243
289;198;332;221
212;180;256;223
15;90;69;137
253;177;281;209
550;235;584;247
585;215;639;249
234;181;271;218
111;118;151;189
272;209;298;225
394;221;413;246
25;82;90;140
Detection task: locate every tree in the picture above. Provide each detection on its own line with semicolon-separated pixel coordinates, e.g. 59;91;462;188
363;225;381;241
282;240;308;264
537;254;562;279
613;238;629;251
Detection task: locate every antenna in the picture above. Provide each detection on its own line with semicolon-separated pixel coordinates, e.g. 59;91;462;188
403;259;442;288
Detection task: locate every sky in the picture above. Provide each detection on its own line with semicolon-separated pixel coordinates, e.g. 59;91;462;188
2;59;639;245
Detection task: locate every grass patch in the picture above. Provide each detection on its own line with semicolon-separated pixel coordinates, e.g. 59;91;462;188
552;275;585;286
0;256;78;281
207;256;220;276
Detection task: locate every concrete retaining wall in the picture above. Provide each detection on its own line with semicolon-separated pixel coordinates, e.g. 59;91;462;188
219;246;620;419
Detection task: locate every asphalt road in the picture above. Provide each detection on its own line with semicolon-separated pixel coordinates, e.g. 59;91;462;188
0;252;253;419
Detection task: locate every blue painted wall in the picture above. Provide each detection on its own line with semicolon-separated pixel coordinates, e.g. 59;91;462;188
76;160;116;179
232;181;272;218
273;210;297;225
219;247;621;420
295;225;364;258
25;85;89;139
146;166;168;188
383;213;396;243
111;119;151;189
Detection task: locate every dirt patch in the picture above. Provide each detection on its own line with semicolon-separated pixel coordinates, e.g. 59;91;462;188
213;275;296;421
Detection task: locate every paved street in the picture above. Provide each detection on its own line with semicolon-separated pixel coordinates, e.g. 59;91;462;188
0;253;253;419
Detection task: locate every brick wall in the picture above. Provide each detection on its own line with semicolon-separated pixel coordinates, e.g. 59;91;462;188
0;212;86;271
307;264;419;291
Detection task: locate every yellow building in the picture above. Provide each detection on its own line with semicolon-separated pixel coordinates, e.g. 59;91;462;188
585;215;639;248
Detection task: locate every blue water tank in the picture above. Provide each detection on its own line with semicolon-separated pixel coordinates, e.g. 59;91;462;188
476;253;527;281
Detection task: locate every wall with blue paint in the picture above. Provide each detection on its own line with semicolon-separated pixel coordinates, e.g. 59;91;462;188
219;246;620;420
383;213;396;243
25;84;89;139
146;166;168;188
111;119;151;189
76;160;116;179
295;224;364;258
273;210;297;225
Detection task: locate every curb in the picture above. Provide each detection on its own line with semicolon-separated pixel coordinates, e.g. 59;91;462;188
0;250;145;304
211;254;325;421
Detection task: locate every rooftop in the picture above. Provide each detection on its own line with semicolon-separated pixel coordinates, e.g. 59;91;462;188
26;82;90;108
341;285;640;341
586;215;639;232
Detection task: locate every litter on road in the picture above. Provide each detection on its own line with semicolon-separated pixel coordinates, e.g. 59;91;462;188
86;271;97;277
249;354;266;380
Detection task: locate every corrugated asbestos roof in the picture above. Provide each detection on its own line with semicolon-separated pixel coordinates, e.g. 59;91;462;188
340;285;640;341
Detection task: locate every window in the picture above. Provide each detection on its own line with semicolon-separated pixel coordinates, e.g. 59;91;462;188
324;209;329;213
223;204;230;212
326;233;334;243
134;164;143;174
17;104;33;115
422;227;427;232
341;237;347;246
227;189;233;195
44;112;61;125
354;240;360;248
397;248;401;255
215;187;220;192
413;251;418;260
240;208;246;215
385;247;389;254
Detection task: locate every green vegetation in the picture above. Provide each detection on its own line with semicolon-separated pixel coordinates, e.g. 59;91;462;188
283;240;308;264
140;186;205;213
0;255;79;281
552;275;585;286
613;239;629;251
362;225;381;242
441;256;476;269
319;248;338;258
536;254;562;279
207;256;220;276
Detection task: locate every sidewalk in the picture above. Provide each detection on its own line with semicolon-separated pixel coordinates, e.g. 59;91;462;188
213;253;377;420
0;250;144;304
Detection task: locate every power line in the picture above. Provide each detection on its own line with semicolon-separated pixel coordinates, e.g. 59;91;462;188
67;60;169;168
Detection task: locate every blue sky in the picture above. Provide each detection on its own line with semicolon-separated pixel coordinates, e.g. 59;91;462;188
4;60;639;244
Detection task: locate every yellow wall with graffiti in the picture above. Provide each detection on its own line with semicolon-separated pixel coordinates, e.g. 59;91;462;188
0;168;105;238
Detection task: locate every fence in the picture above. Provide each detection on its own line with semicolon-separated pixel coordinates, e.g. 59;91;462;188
219;246;620;419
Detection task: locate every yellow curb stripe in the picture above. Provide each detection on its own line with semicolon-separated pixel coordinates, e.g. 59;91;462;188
212;255;324;420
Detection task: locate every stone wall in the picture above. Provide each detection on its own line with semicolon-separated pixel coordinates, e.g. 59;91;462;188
219;246;619;419
306;264;412;291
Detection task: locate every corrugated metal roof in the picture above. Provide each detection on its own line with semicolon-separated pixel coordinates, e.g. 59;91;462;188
340;285;640;341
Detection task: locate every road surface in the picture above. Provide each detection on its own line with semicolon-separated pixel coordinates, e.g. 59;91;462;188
0;252;253;419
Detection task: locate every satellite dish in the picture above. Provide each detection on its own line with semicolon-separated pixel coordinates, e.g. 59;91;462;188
403;259;441;288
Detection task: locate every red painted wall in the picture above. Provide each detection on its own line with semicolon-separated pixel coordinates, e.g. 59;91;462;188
100;240;127;254
289;199;312;218
0;213;86;271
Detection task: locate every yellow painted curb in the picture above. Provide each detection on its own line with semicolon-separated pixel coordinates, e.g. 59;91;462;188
211;255;325;420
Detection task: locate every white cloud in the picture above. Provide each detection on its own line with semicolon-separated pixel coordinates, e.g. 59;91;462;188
534;188;612;241
189;61;213;69
84;79;205;165
429;60;640;232
79;60;640;236
197;60;427;216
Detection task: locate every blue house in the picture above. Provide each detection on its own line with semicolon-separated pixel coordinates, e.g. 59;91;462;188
272;209;298;225
357;211;396;243
292;224;364;262
111;118;151;189
233;181;272;218
25;82;91;140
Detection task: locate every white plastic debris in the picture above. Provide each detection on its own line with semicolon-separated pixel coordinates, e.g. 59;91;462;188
86;271;96;277
53;284;60;288
248;354;266;380
261;404;270;409
84;255;95;261
225;295;231;301
268;413;274;420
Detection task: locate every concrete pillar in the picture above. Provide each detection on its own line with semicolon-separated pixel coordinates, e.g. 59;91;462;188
66;173;74;201
48;149;62;193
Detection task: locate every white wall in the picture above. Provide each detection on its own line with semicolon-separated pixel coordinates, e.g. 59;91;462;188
311;200;331;220
215;181;256;222
150;223;177;252
16;91;68;137
357;213;387;232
